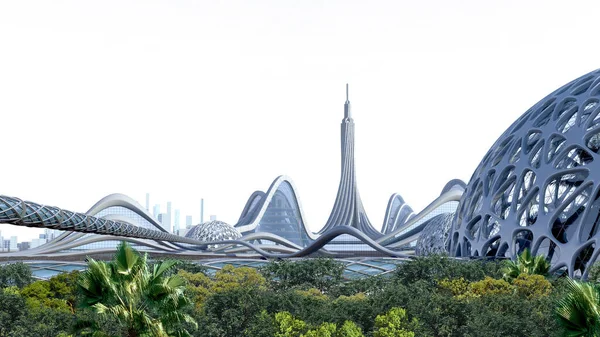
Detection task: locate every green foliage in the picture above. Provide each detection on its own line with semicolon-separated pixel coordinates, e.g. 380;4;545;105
275;311;308;337
373;307;417;337
200;285;267;336
271;312;364;337
587;261;600;283
303;322;337;337
513;273;552;299
0;262;33;288
295;287;328;300
502;248;550;282
555;278;600;336
469;276;514;297
327;292;373;332
0;254;575;336
213;264;266;292
21;271;80;313
398;281;470;336
10;303;74;337
394;254;502;286
243;310;277;337
78;242;197;337
178;269;213;309
465;291;558;337
0;285;73;337
261;258;345;292
437;277;471;297
336;321;364;337
176;261;209;275
329;275;391;298
73;309;126;336
0;288;26;337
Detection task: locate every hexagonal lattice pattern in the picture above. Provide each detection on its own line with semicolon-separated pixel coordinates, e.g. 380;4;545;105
185;220;242;249
450;69;600;277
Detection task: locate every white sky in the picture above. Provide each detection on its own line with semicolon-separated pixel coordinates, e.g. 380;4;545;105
2;0;600;242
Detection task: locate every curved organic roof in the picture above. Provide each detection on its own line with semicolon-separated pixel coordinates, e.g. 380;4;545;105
450;68;600;277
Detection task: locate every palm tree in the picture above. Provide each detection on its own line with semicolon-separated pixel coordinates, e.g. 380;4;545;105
78;242;197;337
502;248;550;281
555;278;600;337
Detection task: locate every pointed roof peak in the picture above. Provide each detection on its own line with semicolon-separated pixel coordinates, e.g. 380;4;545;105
345;83;349;103
344;83;351;119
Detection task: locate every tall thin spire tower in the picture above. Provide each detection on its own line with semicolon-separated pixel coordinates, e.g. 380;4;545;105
320;84;381;238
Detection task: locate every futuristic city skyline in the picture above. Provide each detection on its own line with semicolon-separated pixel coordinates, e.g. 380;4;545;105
5;1;600;245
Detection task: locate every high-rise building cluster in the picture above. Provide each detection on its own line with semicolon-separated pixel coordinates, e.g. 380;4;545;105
146;193;210;236
0;231;18;252
0;228;61;252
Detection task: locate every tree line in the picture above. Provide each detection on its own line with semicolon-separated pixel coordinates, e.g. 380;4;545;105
0;242;599;336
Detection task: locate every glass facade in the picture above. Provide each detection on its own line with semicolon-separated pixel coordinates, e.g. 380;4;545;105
95;206;161;231
13;258;406;281
387;201;459;249
255;181;311;247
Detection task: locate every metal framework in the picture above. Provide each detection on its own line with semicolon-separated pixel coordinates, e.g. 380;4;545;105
0;195;202;245
450;68;600;277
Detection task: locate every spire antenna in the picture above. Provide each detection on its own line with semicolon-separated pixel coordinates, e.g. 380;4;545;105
344;83;351;118
346;83;349;102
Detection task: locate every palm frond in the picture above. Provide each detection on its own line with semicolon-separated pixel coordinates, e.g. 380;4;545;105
114;242;140;276
555;278;600;336
78;259;114;306
79;241;197;337
152;259;179;280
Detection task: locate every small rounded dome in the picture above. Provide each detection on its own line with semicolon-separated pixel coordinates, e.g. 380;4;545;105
185;220;242;249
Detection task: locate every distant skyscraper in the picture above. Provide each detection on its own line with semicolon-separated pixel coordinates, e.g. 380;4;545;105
145;193;150;211
200;199;204;224
9;236;17;252
210;215;217;221
174;209;180;234
166;202;172;233
45;228;59;241
30;238;47;249
185;216;192;229
153;204;160;219
18;241;30;251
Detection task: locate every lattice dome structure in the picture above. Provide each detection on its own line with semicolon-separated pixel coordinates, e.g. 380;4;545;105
450;69;600;277
416;213;455;256
185;220;242;249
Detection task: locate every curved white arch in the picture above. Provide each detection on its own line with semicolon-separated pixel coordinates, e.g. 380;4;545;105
235;175;319;240
381;193;415;234
32;235;178;255
86;193;167;232
212;232;305;253
378;187;464;244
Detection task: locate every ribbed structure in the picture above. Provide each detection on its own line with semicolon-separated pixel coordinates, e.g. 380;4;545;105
0;195;203;245
319;85;381;238
186;220;241;249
